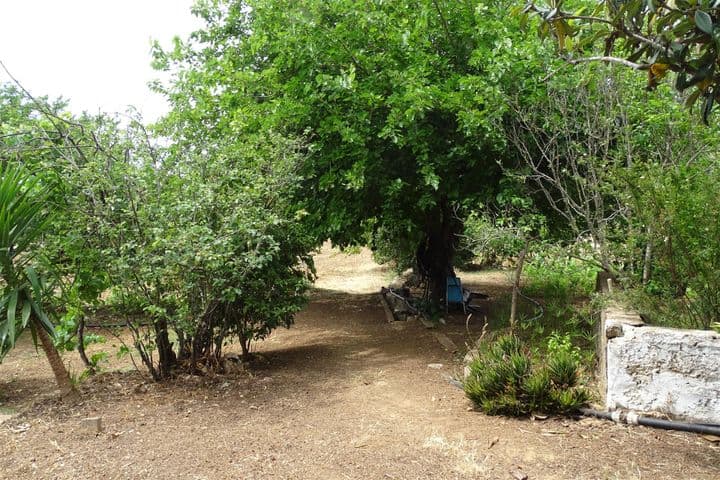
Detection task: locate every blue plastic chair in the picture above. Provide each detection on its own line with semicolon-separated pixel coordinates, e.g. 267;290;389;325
446;276;466;314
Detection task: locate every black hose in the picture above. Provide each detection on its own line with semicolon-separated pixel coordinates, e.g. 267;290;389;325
517;289;544;323
450;379;720;436
580;408;720;436
384;288;419;315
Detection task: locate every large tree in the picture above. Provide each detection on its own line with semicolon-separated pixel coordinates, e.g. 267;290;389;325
155;0;550;306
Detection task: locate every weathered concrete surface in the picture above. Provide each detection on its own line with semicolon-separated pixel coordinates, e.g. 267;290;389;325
596;306;646;407
604;309;720;424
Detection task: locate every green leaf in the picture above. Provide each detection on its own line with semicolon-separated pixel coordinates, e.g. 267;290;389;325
695;10;713;35
6;290;18;347
29;298;53;337
702;92;714;125
20;299;31;328
0;316;8;349
25;267;41;301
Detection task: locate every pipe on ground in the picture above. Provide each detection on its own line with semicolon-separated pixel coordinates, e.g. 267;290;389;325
580;408;720;436
448;378;720;436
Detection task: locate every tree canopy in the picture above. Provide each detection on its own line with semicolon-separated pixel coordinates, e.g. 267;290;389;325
154;0;553;305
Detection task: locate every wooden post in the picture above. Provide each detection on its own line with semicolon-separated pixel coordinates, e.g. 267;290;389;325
509;240;529;332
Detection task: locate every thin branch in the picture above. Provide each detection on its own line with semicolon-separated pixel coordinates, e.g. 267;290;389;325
555;14;614;26
564;56;645;70
621;29;668;52
0;59;88;133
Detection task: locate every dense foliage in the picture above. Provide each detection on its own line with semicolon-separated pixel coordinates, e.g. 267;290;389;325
627;158;720;328
0;164;52;359
0;162;76;396
153;0;554;307
2;0;720;397
502;64;720;329
0;84;314;380
527;0;720;123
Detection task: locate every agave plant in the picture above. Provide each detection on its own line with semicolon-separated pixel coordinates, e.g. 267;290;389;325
0;164;76;398
464;334;588;416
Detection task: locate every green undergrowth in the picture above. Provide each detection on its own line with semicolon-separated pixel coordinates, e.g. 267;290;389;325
464;334;590;416
516;250;600;363
523;251;598;303
616;287;719;331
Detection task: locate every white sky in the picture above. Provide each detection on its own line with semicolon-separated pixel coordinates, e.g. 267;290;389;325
0;0;203;121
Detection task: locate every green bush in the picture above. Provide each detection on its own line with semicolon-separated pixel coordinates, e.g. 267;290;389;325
459;212;525;268
627;160;720;329
464;334;589;416
370;222;419;274
523;248;599;302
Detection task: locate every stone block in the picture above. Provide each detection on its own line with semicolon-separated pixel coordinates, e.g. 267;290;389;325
603;313;720;424
80;416;103;434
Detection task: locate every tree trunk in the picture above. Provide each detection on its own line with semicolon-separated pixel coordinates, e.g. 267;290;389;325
239;332;251;361
76;314;94;373
641;225;653;285
176;329;191;361
417;199;462;310
509;240;529;332
154;319;176;379
33;317;78;399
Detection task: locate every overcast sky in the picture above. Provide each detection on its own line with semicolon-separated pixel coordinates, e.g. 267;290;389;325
0;1;203;121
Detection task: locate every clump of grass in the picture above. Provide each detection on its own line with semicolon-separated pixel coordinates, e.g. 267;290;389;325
523;249;598;303
464;334;589;416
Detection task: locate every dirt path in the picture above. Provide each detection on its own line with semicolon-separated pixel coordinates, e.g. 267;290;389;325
0;248;718;479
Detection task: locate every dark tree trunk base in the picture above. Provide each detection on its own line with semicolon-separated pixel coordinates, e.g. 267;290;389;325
34;318;79;400
416;198;462;311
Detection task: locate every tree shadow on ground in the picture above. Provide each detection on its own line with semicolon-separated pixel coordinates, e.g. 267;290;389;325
0;287;426;418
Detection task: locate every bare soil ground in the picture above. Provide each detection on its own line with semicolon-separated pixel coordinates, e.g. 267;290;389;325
0;247;718;479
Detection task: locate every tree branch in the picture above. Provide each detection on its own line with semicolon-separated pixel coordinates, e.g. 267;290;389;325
564;56;646;70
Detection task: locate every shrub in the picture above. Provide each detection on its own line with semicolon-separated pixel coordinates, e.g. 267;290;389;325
523;247;599;302
464;334;589;416
370;222;419;274
459;212;525;268
624;160;720;329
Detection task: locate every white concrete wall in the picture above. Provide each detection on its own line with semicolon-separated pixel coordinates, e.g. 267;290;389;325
603;309;720;424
